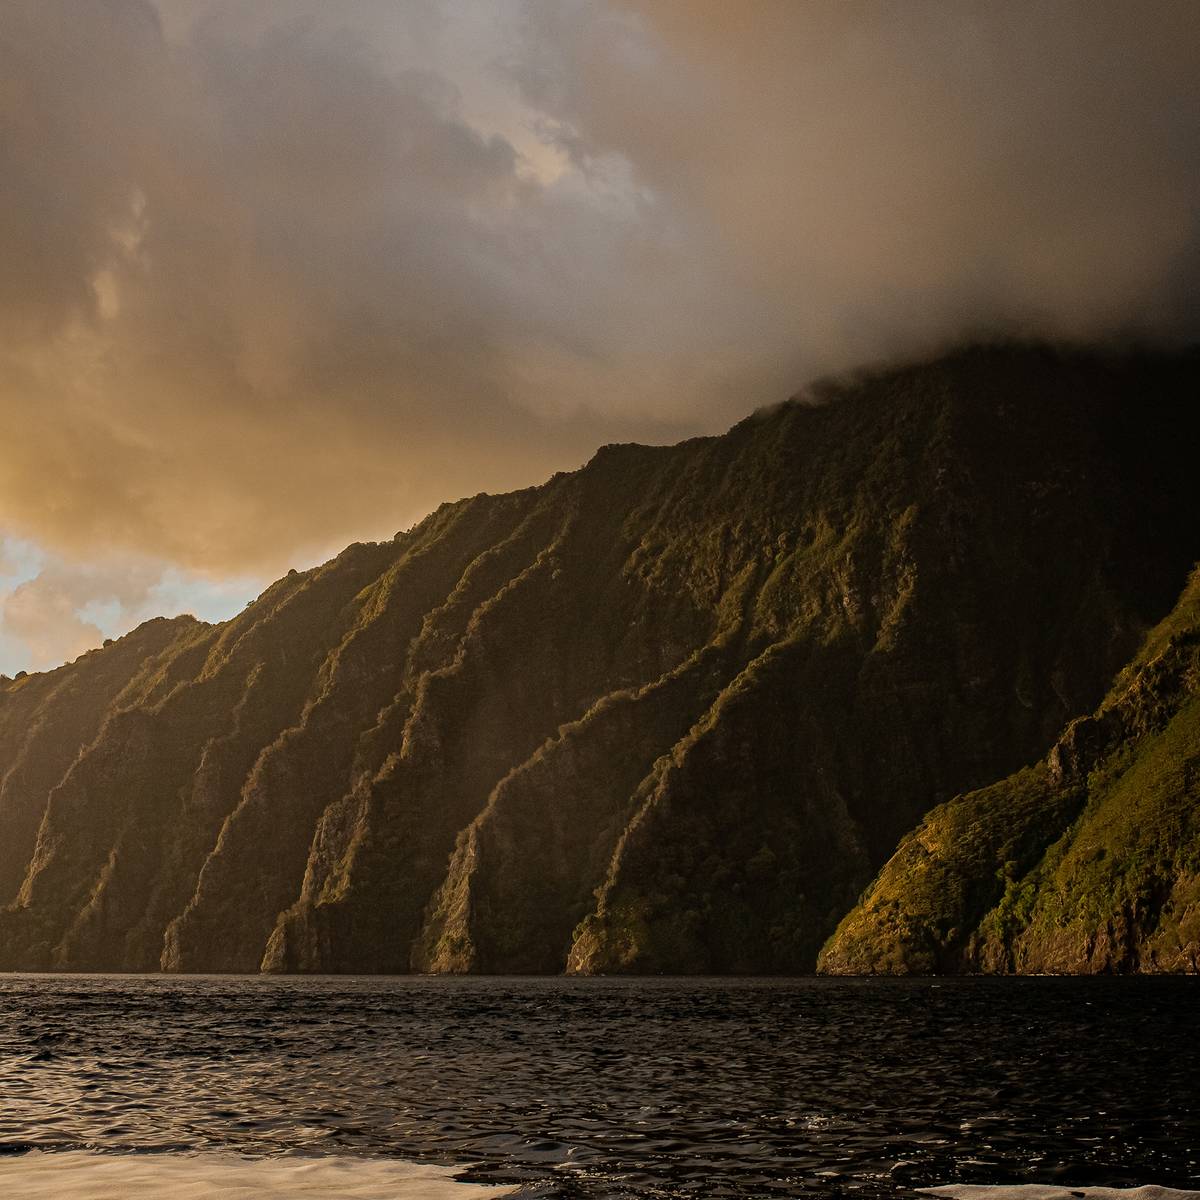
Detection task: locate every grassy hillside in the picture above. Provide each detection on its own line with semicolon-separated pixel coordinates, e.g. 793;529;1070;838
819;568;1200;974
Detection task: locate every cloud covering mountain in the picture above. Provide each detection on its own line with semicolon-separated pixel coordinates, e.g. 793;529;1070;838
1;0;1198;670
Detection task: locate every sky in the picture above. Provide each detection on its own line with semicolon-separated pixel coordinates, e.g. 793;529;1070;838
1;0;1198;675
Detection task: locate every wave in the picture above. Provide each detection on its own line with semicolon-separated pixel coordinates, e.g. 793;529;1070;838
0;1150;519;1198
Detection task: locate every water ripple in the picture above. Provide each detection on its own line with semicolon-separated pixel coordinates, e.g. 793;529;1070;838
0;976;1195;1197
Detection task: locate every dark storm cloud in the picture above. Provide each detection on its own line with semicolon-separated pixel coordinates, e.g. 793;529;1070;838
518;1;1200;359
0;0;1197;667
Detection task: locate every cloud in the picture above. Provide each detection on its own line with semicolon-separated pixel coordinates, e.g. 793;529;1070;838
0;550;258;674
0;0;711;581
0;559;158;671
0;0;1197;669
2;579;103;671
515;1;1200;360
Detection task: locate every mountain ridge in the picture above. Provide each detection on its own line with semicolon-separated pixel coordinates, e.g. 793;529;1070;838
2;341;1198;974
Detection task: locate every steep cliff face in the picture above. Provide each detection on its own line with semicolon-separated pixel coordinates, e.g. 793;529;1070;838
818;568;1200;975
1;342;1198;974
0;618;200;910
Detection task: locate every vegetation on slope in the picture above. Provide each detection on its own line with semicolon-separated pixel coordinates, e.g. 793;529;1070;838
819;568;1200;974
0;342;1198;974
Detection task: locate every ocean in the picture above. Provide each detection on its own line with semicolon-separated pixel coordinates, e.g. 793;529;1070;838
0;974;1195;1198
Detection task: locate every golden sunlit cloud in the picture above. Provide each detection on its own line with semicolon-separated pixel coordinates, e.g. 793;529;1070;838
1;0;1198;670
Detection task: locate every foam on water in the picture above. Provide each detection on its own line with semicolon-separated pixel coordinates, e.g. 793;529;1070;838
0;1151;518;1199
920;1187;1200;1199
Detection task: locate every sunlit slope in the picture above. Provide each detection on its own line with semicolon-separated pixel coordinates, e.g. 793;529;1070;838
1;342;1198;974
819;568;1200;974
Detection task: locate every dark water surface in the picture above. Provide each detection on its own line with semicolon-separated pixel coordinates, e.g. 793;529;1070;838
0;974;1195;1197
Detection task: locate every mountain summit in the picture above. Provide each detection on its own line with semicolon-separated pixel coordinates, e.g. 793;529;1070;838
2;343;1198;974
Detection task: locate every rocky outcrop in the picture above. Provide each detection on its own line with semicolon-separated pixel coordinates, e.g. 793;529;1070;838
2;342;1199;974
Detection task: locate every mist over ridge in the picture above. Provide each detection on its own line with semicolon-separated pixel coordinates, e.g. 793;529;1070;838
2;1;1199;671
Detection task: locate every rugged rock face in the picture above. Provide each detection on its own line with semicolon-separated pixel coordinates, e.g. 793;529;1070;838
818;569;1200;975
1;342;1198;974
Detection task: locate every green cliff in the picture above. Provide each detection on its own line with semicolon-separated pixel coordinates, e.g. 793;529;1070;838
819;567;1200;974
1;342;1198;974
